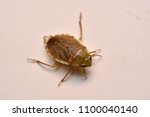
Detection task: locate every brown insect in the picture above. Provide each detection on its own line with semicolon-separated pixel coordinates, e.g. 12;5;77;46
28;13;101;86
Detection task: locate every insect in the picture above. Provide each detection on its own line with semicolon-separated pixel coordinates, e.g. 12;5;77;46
28;13;101;86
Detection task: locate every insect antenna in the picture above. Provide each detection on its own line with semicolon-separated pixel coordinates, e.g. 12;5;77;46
90;49;102;59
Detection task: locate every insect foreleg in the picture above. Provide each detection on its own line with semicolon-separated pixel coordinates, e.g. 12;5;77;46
79;67;87;79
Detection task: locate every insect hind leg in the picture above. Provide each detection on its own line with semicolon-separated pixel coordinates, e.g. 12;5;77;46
27;58;58;68
58;68;72;87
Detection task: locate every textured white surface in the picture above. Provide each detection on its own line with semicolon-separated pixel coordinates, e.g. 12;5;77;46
0;0;150;99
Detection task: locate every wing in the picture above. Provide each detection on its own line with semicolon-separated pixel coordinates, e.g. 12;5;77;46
46;34;84;65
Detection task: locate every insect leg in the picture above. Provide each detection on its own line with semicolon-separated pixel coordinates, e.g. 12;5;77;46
79;12;83;41
27;58;58;68
58;68;72;87
79;67;87;79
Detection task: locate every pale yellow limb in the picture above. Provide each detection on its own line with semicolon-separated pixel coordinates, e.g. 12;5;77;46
58;68;72;87
79;12;83;41
79;67;87;80
27;58;58;68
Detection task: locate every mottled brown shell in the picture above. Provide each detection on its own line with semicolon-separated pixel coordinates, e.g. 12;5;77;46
44;34;90;66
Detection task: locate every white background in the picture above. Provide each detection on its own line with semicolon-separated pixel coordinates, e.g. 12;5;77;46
0;0;150;99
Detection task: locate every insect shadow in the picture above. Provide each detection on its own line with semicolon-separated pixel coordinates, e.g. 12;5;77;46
27;13;102;86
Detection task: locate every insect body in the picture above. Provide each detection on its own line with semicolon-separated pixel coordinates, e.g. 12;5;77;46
44;34;92;67
28;13;101;86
